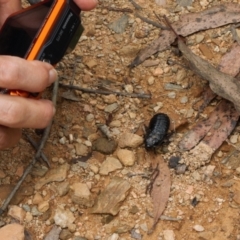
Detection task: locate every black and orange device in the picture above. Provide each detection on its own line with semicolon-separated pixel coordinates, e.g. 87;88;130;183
0;0;84;97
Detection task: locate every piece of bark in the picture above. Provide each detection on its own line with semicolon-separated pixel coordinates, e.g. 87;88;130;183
91;177;131;215
130;3;240;68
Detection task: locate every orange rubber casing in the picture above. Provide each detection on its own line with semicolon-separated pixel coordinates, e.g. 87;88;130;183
0;0;83;98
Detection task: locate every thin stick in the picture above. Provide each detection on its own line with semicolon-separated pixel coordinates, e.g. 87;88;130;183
0;78;59;215
60;83;151;99
128;0;142;10
24;134;51;168
153;11;170;30
135;13;169;30
101;6;133;13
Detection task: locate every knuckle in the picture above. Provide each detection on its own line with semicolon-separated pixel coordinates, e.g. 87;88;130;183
3;101;25;126
0;59;20;86
32;61;50;88
37;102;54;127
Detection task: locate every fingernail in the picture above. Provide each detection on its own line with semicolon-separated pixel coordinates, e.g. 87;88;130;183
49;68;58;84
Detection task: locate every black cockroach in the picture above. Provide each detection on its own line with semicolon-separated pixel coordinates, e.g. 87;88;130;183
144;113;170;150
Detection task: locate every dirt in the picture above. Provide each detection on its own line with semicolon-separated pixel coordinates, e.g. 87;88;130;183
1;0;240;239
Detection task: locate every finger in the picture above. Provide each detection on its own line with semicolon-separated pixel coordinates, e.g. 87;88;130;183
0;56;57;92
0;95;55;128
74;0;98;10
0;126;21;150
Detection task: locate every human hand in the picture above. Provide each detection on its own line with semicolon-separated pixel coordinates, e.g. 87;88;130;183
0;0;97;149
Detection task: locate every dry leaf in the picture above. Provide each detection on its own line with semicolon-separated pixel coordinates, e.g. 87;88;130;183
177;39;240;112
130;3;240;68
179;100;238;150
193;86;216;116
147;153;171;233
203;102;239;150
180;41;240;150
218;42;240;76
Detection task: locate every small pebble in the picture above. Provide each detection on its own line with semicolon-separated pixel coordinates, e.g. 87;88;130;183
108;233;119;240
59;137;67;144
163;229;175;240
230;134;238;144
217;151;223;157
195;34;204;43
168;92;176;99
153;67;163;76
193;224;204;232
148;76;155;85
180;96;188;104
125;84;133;93
86;114;94;122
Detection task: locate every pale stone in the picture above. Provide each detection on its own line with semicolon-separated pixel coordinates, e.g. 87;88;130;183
153;67;163;76
124;84;133;93
57;182;70;197
8;205;26;222
148;76;155;85
38;201;49;213
163;229;175;240
230;134;238;144
193;224;204;232
74;143;88;156
54;207;75;228
117;149;135;166
32;192;43;205
118;133;143;148
89;165;99;174
70;183;94;207
99;157;122;175
85;59;98;68
35;163;70;190
25;212;33;222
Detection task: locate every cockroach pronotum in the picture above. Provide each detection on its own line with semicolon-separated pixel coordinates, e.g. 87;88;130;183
144;113;170;150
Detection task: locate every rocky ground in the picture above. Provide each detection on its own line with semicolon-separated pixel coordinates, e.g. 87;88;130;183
1;0;240;239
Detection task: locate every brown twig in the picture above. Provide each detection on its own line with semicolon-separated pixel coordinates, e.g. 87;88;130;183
153;11;170;30
128;0;142;10
0;78;59;215
135;13;169;30
59;83;151;99
101;6;133;13
24;133;51;168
